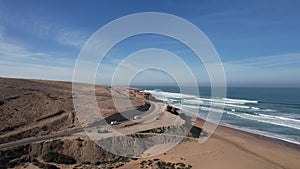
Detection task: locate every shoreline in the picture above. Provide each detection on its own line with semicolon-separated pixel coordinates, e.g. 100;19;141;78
155;102;300;149
121;103;300;169
194;117;300;150
140;89;300;148
218;122;300;149
202;120;300;169
129;102;300;168
139;93;300;168
191;113;300;148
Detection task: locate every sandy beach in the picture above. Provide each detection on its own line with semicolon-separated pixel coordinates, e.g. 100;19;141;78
121;118;300;169
12;115;300;169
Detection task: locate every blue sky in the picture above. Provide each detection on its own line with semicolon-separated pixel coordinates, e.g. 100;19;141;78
0;0;300;87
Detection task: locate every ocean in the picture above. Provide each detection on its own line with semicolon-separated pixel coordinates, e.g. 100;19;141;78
134;86;300;145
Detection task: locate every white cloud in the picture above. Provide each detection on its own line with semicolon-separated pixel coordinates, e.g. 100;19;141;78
31;20;89;48
0;26;50;59
223;53;300;86
28;20;90;48
0;26;75;81
1;21;299;87
227;53;300;68
0;60;74;81
55;29;89;48
0;8;90;48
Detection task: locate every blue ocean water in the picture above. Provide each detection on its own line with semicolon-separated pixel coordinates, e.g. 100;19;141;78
134;86;300;145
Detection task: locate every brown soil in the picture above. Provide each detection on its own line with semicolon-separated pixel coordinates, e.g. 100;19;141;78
0;77;148;144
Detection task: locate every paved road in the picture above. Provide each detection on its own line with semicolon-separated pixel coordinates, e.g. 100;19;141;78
0;102;158;150
88;102;156;127
0;128;84;150
79;102;166;139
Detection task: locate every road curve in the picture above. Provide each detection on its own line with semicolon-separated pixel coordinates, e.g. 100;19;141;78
0;102;158;150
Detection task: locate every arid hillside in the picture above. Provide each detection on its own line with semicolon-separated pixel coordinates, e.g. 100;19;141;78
0;77;148;144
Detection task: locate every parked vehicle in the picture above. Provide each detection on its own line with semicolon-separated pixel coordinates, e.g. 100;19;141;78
133;115;141;120
110;121;118;125
97;128;108;133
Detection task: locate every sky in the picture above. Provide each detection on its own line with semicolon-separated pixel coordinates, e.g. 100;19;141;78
0;0;300;87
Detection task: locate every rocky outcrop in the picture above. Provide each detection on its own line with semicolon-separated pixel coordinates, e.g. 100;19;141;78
0;138;120;168
0;100;4;106
139;124;205;139
0;144;31;168
3;95;20;101
96;125;205;157
136;102;151;112
36;110;65;122
166;105;179;115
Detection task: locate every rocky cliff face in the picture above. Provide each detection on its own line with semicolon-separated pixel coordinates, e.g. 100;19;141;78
0;123;204;168
0;138;119;168
31;139;119;163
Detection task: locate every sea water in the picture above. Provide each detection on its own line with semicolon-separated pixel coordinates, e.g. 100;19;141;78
135;86;300;145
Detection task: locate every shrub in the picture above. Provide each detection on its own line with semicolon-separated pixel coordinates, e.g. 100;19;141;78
76;137;84;142
49;140;63;151
94;161;102;165
43;164;60;169
42;152;76;164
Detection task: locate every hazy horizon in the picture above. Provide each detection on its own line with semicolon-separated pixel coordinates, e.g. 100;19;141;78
1;75;299;88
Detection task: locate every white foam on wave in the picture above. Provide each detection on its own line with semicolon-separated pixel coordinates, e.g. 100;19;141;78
260;109;276;112
213;102;250;109
144;89;269;114
182;99;204;105
226;111;300;131
251;107;260;110
222;98;258;104
259;114;300;123
195;97;255;105
143;90;300;145
144;90;258;106
179;104;199;109
143;90;196;99
179;104;224;114
200;106;224;113
167;98;179;103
